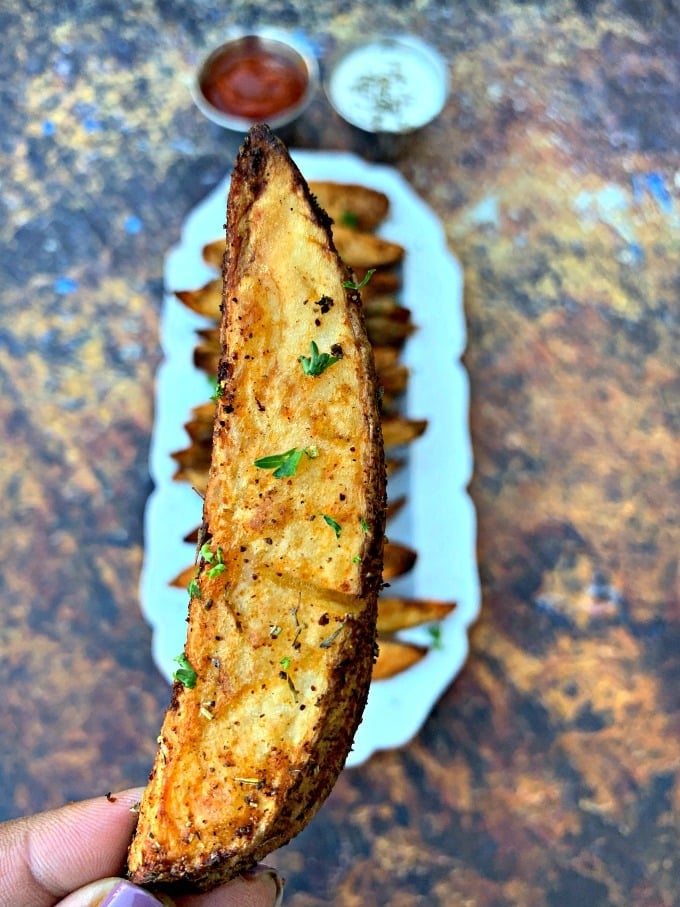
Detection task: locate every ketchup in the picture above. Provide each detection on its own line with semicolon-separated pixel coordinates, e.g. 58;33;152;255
201;43;308;119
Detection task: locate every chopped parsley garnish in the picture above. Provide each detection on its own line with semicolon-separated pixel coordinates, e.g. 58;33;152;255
428;624;444;650
209;378;224;402
342;268;375;291
254;446;318;478
322;514;342;538
300;341;341;377
340;211;360;228
280;656;292;672
173;653;198;688
359;516;369;534
201;544;226;578
187;578;201;600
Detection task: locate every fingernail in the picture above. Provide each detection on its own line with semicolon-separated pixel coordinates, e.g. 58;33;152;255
242;864;285;907
100;880;165;906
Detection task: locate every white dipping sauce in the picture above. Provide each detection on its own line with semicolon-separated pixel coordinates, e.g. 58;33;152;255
327;37;448;133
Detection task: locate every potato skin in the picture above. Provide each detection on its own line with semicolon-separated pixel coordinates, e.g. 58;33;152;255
127;125;385;892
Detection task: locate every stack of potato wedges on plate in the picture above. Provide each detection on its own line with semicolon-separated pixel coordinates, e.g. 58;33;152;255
169;157;455;683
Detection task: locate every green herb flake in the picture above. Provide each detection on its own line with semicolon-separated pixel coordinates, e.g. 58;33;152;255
359;517;369;534
173;653;198;689
342;268;376;291
428;624;444;650
200;542;215;564
300;341;341;377
254;446;319;478
280;656;292;672
254;447;304;478
209;378;225;402
340;211;360;228
207;562;227;579
187;578;201;600
322;514;342;539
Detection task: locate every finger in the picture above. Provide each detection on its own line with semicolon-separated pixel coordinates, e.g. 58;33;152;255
0;788;145;907
56;877;172;906
56;868;283;907
176;866;284;907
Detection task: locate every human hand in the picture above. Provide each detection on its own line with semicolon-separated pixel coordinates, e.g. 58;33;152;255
0;787;283;907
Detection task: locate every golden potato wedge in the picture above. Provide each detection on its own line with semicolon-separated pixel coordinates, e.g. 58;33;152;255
308;180;389;231
331;223;404;270
365;308;416;347
205;226;404;276
170;443;211;472
377;362;410;399
355;266;401;300
171;465;209;495
202;239;226;270
377;597;456;634
381;416;428;450
385;495;407;522
175;279;222;319
372;637;428;680
383;541;418;580
169;564;196;589
128;124;386;891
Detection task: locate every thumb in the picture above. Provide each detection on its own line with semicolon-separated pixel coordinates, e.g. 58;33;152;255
54;869;284;907
55;878;173;906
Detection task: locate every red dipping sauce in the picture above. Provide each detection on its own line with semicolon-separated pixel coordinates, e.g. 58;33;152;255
200;40;309;120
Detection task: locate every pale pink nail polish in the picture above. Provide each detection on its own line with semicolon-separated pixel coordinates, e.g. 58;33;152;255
100;880;162;906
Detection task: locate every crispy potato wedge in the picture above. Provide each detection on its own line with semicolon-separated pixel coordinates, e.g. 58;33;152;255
376;597;456;634
372;637;428;680
365;309;416;348
170;444;211;472
172;465;209;495
381;416;428;450
383;541;418;580
331;223;404;270
203;225;404;276
175;280;222;319
202;239;226;270
128;125;386;891
355;266;401;300
309;181;389;231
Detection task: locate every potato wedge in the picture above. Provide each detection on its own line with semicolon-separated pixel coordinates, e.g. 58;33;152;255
203;226;404;276
372;637;428;680
308;181;389;231
377;597;456;634
202;239;226;270
331;223;404;270
381;416;428;450
355;266;401;300
128;124;386;891
175;279;222;319
383;541;418;580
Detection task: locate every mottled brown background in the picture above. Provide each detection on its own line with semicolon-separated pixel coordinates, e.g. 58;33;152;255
0;1;678;905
